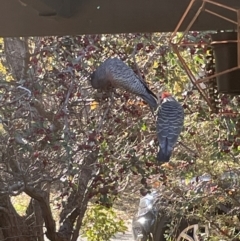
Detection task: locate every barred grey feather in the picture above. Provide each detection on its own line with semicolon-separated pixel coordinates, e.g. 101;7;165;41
156;93;184;162
90;58;158;110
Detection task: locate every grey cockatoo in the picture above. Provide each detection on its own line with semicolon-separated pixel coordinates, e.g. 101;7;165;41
90;57;158;110
156;92;184;162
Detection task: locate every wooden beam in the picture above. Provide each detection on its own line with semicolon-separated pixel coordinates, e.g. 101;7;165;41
0;0;239;37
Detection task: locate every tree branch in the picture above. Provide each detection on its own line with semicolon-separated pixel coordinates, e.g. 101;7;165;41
31;99;63;132
24;186;62;241
4;37;29;81
58;149;99;240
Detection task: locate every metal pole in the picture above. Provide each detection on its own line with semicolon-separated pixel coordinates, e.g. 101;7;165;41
177;1;206;44
170;0;196;42
238;9;240;67
171;44;214;110
195;67;240;84
203;0;238;13
204;9;238;25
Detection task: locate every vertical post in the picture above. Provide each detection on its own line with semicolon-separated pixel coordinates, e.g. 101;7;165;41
238;9;240;67
170;0;196;42
177;1;206;44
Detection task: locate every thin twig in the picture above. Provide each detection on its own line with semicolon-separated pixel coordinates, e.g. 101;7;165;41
131;44;154;93
131;44;143;81
96;103;111;133
0;92;29;107
62;80;74;136
118;174;130;193
178;141;199;158
17;86;32;96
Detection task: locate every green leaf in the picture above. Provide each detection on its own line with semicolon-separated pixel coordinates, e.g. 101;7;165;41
81;204;128;241
141;123;147;131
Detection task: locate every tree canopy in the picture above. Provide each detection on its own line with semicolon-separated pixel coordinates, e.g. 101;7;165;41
0;33;240;241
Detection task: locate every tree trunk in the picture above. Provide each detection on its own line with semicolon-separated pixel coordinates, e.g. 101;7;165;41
4;37;29;81
26;198;45;241
0;37;44;241
0;195;33;241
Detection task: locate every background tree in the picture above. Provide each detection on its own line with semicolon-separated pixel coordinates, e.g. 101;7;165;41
0;34;167;241
0;32;240;241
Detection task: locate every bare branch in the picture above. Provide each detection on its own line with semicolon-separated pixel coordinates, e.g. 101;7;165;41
31;99;63;132
96;103;111;133
4;37;29;81
17;86;32;97
0;206;9;214
131;44;144;82
178;140;199;158
118;174;130;193
24;186;60;241
58;150;99;240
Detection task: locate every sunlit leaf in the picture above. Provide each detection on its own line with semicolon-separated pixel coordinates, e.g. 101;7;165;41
173;81;183;94
0;62;7;75
0;124;5;133
141;123;147;131
153;61;159;68
90;101;99;110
